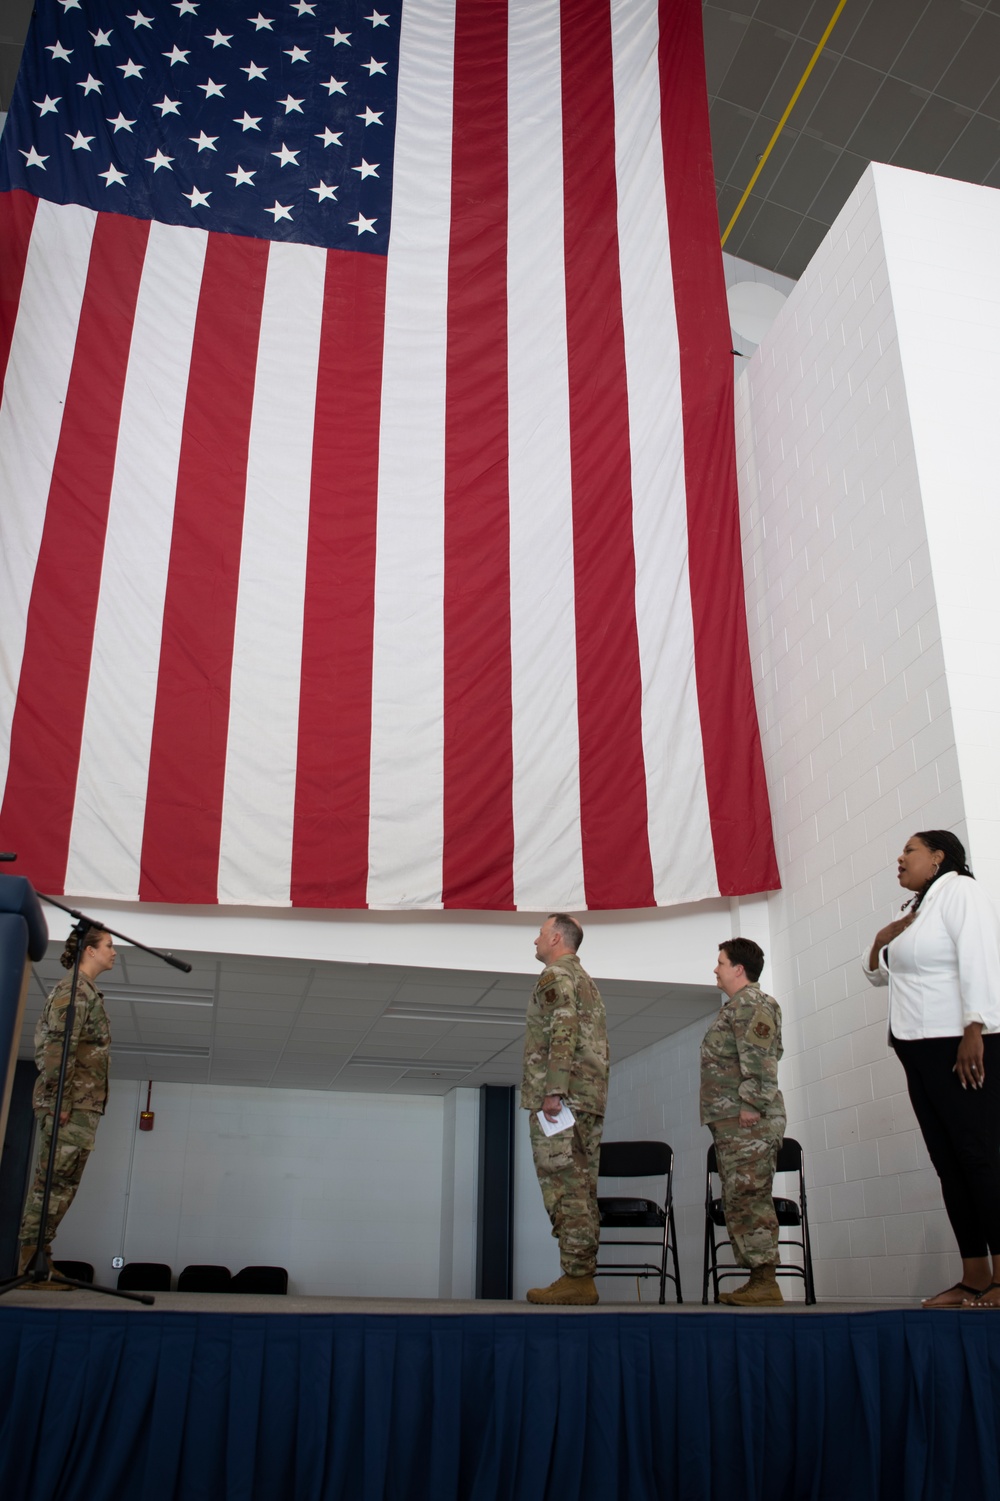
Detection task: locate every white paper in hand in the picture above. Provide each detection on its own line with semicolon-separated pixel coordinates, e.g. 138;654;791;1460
536;1103;576;1136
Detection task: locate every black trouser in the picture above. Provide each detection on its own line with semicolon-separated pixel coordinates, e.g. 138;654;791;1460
891;1033;1000;1258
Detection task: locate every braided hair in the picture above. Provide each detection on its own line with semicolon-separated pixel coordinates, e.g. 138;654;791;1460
908;829;974;914
59;924;109;971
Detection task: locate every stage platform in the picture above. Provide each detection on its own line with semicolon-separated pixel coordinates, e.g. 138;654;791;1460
2;1291;999;1501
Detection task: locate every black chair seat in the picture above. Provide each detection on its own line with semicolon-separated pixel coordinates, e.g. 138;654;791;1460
708;1196;800;1227
599;1196;666;1227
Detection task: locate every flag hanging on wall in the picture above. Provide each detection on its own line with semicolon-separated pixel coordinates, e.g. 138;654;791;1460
0;0;778;912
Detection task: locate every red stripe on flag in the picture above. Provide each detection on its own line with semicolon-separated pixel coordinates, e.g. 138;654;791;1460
139;232;270;903
291;249;387;907
441;0;514;909
0;211;150;890
0;190;38;396
560;0;655;910
658;0;779;896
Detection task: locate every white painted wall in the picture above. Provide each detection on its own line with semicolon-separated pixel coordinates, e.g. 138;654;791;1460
57;894;732;988
53;1078;446;1295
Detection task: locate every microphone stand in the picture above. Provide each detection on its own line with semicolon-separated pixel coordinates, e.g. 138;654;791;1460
0;896;192;1304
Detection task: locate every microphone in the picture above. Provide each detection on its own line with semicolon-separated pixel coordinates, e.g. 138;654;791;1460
0;853;16;862
162;953;193;974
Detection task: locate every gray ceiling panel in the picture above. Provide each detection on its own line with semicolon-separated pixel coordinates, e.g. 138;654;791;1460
892;97;976;176
891;0;978;94
937;15;1000;111
845;76;930;162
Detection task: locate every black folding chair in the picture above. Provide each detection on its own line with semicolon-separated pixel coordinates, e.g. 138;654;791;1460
177;1263;232;1292
117;1261;172;1291
702;1136;815;1304
53;1260;94;1284
596;1140;682;1303
232;1265;288;1294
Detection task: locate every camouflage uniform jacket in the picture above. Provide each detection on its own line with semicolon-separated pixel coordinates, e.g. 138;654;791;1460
32;973;111;1116
700;982;783;1125
520;953;609;1115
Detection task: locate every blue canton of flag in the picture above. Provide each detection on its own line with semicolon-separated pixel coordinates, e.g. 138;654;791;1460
0;0;398;251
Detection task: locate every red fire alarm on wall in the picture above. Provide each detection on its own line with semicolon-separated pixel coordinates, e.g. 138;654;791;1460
139;1080;154;1131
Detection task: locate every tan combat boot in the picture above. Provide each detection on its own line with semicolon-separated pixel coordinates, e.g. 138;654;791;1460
526;1273;599;1306
719;1263;783;1306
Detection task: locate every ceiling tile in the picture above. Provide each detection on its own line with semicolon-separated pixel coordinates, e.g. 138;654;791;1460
766;132;844;214
890;96;975;174
936;14;1000;110
702;7;751;95
936;111;1000;182
890;0;978;93
799;55;884;146
716;20;798;114
847;75;929;160
842;0;922;73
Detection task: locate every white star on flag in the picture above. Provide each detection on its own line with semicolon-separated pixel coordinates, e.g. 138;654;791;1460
66;130;94;150
34;96;61;116
19;146;48;168
145;149;174;171
264;200;293;220
183;186;211;208
349;213;376;234
98;163;127;185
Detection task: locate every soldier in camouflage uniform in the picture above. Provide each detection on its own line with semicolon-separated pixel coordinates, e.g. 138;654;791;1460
700;937;786;1306
521;913;609;1305
18;924;115;1286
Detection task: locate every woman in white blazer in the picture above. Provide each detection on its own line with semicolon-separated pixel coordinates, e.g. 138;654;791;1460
864;830;1000;1308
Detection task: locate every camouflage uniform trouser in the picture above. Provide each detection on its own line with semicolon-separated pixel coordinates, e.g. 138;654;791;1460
19;1109;100;1248
711;1113;786;1269
529;1109;603;1277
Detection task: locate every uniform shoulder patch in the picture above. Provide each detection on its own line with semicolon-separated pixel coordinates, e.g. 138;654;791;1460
746;1005;775;1046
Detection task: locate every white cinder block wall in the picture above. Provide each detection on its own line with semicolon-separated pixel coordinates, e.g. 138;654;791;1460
740;164;964;1302
604;165;1000;1303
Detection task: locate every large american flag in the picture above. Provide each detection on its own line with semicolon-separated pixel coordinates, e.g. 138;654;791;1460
0;0;778;912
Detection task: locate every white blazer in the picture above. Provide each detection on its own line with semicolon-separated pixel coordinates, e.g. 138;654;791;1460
862;871;1000;1039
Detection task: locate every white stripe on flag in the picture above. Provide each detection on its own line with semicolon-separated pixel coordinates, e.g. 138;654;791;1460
610;0;718;903
65;221;208;897
507;0;586;914
366;0;456;909
218;239;325;906
0;200;95;791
